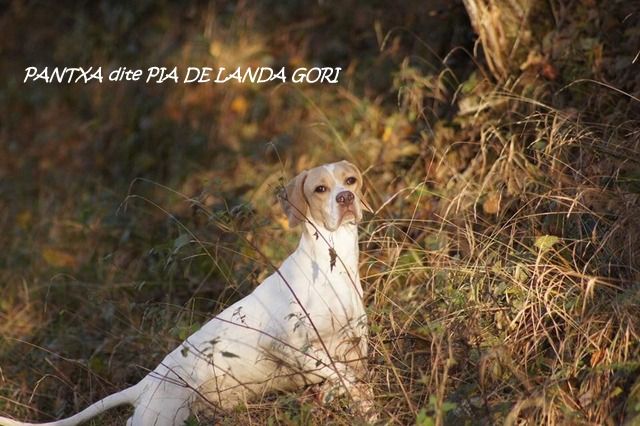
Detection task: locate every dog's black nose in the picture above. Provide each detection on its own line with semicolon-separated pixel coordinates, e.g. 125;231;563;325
336;190;354;206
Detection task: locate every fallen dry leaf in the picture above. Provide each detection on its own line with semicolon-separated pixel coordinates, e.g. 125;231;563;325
42;247;77;269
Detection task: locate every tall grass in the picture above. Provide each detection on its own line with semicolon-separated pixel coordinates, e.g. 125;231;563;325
1;1;639;425
361;87;640;424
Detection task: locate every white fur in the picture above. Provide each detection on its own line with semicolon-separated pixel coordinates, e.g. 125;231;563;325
0;163;372;426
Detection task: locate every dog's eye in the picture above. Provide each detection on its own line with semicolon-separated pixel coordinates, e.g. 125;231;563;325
314;185;327;193
345;176;357;185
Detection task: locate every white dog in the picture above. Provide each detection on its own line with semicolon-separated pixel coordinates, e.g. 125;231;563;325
0;160;374;426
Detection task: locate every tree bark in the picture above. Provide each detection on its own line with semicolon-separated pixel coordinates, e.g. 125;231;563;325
462;0;544;80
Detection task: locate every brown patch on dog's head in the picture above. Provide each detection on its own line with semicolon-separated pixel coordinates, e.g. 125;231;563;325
332;160;372;214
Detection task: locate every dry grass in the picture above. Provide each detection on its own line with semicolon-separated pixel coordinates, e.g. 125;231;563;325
360;90;640;424
1;1;639;425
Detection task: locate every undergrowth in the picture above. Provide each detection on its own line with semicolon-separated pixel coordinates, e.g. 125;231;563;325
1;1;639;425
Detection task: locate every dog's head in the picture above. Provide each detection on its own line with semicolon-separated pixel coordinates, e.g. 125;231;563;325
279;160;371;231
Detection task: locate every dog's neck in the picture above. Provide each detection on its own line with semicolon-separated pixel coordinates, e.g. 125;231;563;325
297;219;360;279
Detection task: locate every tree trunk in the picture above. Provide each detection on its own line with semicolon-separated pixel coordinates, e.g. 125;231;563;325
462;0;547;80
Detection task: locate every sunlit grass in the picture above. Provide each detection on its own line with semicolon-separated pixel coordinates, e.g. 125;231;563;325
1;1;639;425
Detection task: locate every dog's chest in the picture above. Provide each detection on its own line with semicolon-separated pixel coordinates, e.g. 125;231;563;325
281;253;364;338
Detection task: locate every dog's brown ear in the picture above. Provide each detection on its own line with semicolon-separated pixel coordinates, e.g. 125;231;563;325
279;171;308;227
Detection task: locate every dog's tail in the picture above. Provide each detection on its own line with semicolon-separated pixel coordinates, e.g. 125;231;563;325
0;383;140;426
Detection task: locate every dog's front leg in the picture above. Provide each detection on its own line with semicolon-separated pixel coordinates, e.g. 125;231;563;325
314;372;376;421
301;349;376;421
